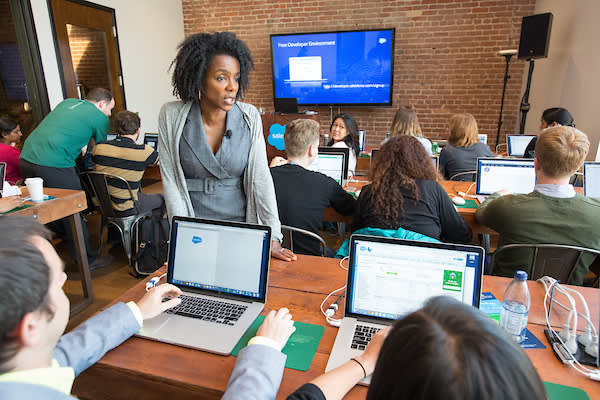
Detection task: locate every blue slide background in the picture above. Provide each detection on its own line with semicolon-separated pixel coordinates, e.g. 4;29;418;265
271;30;394;105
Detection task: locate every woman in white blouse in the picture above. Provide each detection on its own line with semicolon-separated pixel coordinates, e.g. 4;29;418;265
327;113;360;177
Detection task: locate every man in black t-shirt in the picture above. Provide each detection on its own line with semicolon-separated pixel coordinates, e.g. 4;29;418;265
270;119;356;256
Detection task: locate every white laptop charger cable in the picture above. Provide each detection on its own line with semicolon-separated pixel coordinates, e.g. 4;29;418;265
321;285;346;327
539;276;600;380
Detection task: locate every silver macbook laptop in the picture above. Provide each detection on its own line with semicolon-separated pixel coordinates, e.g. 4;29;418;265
137;216;271;355
326;235;484;384
476;157;536;196
307;147;349;186
507;135;536;157
584;162;600;198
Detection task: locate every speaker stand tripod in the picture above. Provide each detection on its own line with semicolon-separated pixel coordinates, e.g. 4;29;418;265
495;52;516;145
519;59;535;135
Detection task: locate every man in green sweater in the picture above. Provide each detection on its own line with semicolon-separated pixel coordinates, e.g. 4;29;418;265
19;88;115;269
476;126;600;285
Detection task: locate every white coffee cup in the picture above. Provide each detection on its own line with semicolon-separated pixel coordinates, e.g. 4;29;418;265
25;177;44;202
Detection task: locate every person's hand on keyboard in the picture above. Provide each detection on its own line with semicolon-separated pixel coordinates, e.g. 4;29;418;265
256;307;296;350
355;326;391;376
136;283;183;320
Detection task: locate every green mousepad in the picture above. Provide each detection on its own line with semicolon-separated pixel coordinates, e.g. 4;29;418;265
460;199;479;209
3;204;33;214
544;381;590;400
232;316;325;371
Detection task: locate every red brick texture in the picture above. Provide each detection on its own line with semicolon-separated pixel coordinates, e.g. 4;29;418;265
181;0;536;148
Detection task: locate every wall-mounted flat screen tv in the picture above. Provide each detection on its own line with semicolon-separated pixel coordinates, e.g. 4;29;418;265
270;29;395;107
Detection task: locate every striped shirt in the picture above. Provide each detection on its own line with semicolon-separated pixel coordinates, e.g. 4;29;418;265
92;137;158;213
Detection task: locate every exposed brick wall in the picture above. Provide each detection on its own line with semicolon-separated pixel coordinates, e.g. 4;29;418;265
181;0;535;148
67;24;111;95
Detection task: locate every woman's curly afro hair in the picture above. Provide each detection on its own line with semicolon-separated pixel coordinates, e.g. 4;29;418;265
171;32;254;103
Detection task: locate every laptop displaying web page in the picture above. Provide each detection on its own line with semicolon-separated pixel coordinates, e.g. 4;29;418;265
507;135;536;157
326;236;483;384
584;162;600;198
476;157;536;195
347;237;482;318
308;153;345;185
478;134;488;144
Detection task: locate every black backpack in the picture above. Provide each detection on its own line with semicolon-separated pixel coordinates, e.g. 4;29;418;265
133;216;169;276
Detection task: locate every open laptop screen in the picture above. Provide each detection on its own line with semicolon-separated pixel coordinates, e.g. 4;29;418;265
476;157;536;195
507;135;536;157
584;162;600;198
478;134;488;144
307;147;348;185
167;217;271;301
346;236;483;321
144;133;159;150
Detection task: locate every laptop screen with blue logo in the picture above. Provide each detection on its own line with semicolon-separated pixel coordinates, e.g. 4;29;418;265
167;217;271;301
346;236;483;321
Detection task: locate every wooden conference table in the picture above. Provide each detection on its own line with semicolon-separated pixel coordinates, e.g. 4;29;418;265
10;187;93;316
72;255;600;399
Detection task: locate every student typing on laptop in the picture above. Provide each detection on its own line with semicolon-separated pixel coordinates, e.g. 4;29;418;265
287;296;546;400
0;216;296;399
270;119;356;256
476;126;600;285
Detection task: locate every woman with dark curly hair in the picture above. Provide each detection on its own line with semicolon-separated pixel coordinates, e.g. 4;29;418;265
327;113;360;176
352;136;471;243
158;32;295;261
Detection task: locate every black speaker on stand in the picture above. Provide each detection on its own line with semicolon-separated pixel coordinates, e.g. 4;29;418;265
518;12;553;135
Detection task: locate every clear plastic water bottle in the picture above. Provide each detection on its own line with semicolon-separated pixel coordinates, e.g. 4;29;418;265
323;133;329;146
500;270;530;343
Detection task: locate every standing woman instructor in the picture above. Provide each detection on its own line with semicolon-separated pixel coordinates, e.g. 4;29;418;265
158;32;295;261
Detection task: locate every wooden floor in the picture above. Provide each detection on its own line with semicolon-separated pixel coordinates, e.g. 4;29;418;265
63;213;141;332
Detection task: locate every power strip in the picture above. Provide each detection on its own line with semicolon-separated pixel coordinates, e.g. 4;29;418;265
545;329;598;367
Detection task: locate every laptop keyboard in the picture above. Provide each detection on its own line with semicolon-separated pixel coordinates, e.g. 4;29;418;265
165;294;247;325
351;324;380;350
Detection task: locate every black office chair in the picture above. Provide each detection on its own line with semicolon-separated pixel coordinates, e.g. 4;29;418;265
79;171;152;265
491;243;600;284
281;224;327;257
449;170;477;182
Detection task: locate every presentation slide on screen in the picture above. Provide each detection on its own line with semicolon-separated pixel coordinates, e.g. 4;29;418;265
172;222;266;295
271;30;394;105
350;242;477;319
